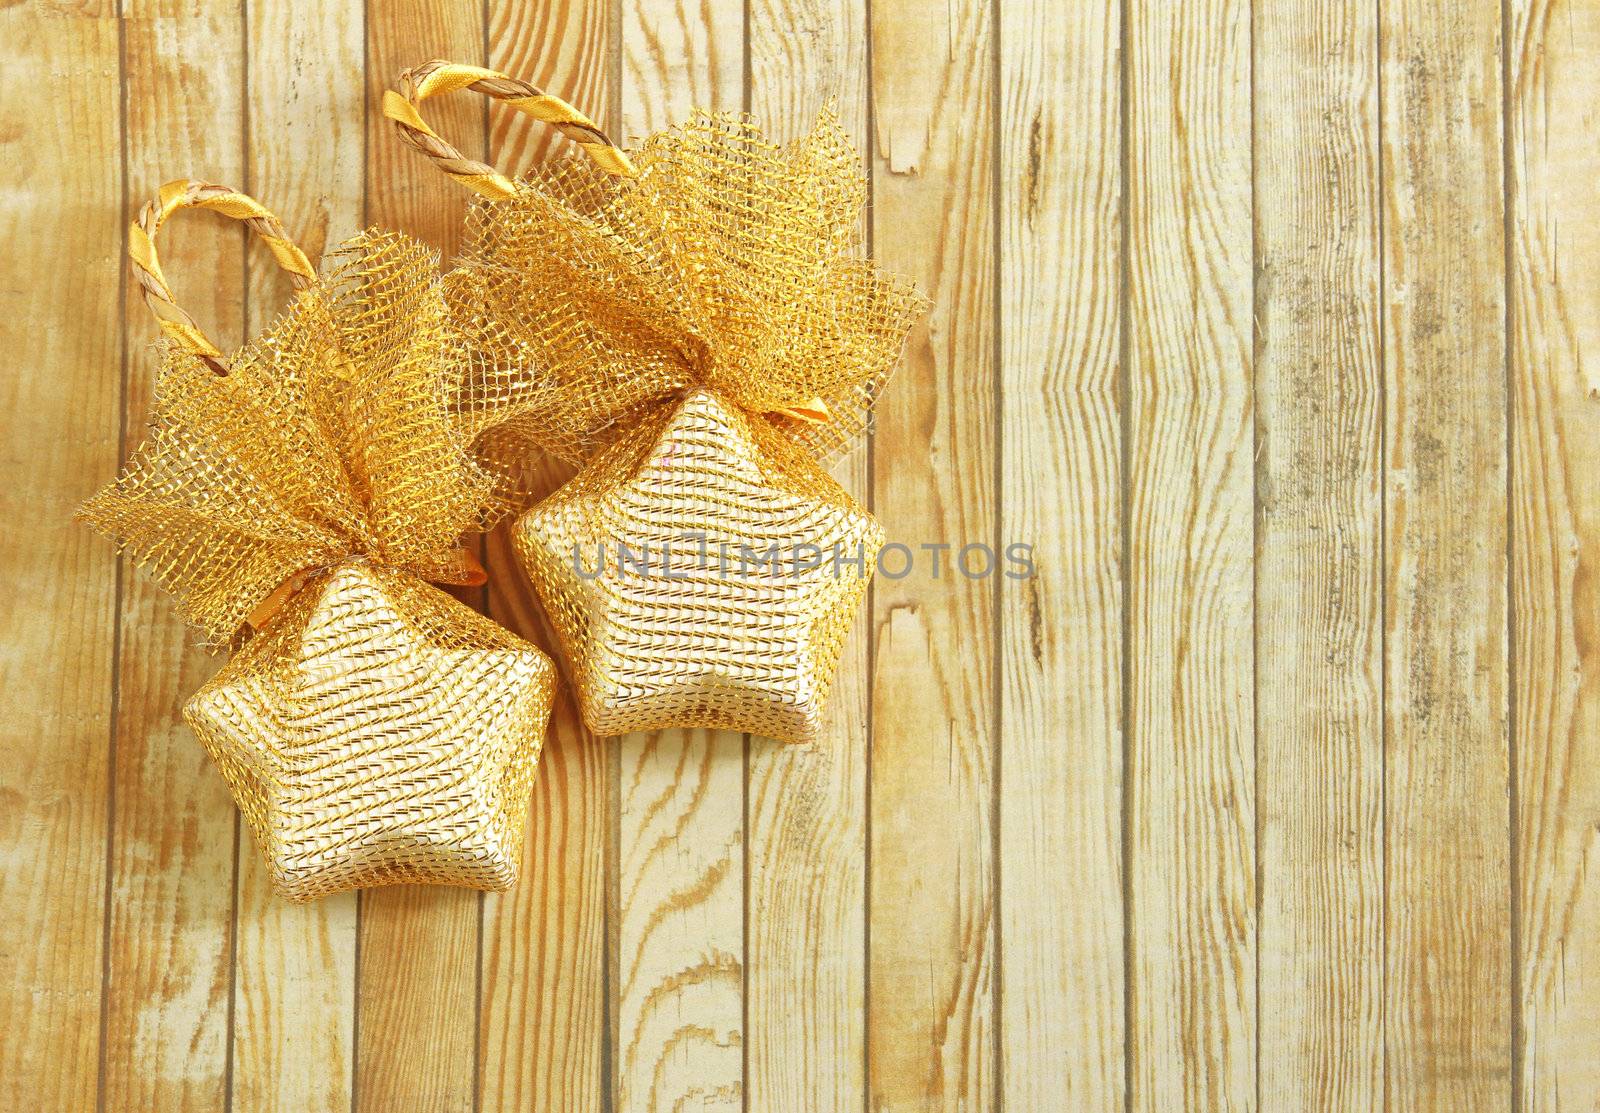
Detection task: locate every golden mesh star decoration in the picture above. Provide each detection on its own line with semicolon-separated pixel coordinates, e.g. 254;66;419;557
514;389;883;742
386;62;927;745
79;180;555;901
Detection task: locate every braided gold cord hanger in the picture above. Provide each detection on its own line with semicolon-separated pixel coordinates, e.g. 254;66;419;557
128;180;317;373
382;60;636;199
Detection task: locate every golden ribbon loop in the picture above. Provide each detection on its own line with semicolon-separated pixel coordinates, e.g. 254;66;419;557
244;567;321;632
245;547;489;633
408;545;491;589
130;181;316;373
384;60;635;201
769;396;833;424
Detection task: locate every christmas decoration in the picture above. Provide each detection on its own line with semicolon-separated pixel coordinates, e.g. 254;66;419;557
80;181;555;900
387;63;925;744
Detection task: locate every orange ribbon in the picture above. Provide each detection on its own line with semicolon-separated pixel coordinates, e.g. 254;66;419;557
245;548;488;632
769;396;833;424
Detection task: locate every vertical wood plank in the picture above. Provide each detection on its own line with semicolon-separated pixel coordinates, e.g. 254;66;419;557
358;3;487;1110
744;1;869;1110
0;5;121;1110
1380;1;1511;1109
1253;1;1384;1110
1507;1;1600;1109
866;0;997;1109
478;633;609;1113
232;1;365;1108
615;729;744;1113
616;10;746;1112
478;1;612;1109
485;0;612;169
995;0;1123;1109
106;2;245;1108
365;0;485;243
1124;0;1256;1109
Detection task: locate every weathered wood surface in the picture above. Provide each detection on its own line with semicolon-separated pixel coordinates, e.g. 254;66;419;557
1508;1;1600;1111
745;1;871;1111
4;1;1596;1111
478;6;612;1111
614;6;747;1113
1125;0;1256;1108
1254;1;1384;1110
355;4;487;1111
867;0;997;1110
108;5;244;1111
997;0;1123;1110
1380;2;1512;1108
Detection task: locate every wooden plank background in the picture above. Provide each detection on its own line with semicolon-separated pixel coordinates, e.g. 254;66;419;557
4;0;1599;1110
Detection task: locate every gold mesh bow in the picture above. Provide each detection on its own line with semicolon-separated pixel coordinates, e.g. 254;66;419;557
80;182;555;899
384;63;927;478
82;181;500;645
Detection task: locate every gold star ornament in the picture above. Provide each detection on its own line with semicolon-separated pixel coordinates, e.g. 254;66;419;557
515;390;882;744
187;561;555;900
80;185;559;900
382;88;928;743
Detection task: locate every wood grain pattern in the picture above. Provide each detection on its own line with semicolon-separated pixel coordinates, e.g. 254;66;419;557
996;1;1123;1110
1124;0;1256;1109
478;661;608;1113
744;2;869;1111
356;3;486;1111
1380;1;1512;1109
233;1;365;1108
486;0;612;171
14;3;1600;1109
364;0;484;245
0;5;121;1111
867;1;997;1110
479;3;612;1110
105;3;244;1108
615;5;746;1112
615;729;744;1113
1253;1;1384;1110
1507;1;1600;1109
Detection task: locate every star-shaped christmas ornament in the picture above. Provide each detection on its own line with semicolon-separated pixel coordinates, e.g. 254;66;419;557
185;560;556;902
514;389;883;745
